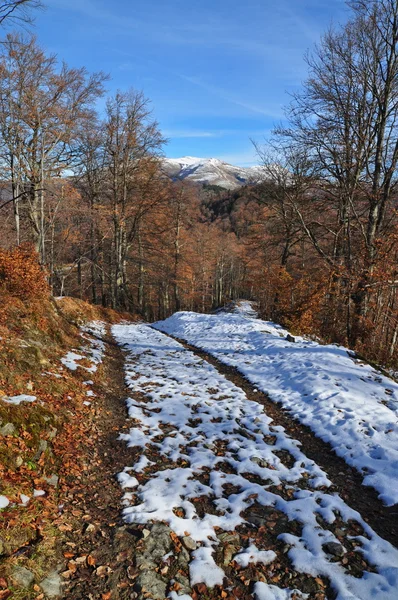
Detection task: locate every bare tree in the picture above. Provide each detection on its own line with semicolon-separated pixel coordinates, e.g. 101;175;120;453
0;0;43;27
103;90;165;310
0;33;107;262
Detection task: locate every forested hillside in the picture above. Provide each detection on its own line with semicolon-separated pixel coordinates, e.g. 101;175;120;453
1;2;398;372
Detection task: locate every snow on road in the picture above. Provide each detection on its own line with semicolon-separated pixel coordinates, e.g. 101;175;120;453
61;321;106;373
113;322;398;600
155;310;398;507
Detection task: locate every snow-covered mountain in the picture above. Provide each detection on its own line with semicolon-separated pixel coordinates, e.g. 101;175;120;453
162;156;267;189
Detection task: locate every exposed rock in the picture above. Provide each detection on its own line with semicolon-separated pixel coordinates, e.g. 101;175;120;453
135;570;167;600
132;523;182;598
174;572;191;595
218;531;241;545
177;545;190;566
286;334;296;343
301;576;323;594
244;504;289;534
15;456;23;468
0;422;16;436
40;571;62;598
335;528;346;538
48;426;58;440
12;566;35;588
135;523;173;568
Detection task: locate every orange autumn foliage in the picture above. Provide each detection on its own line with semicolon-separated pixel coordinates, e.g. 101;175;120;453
0;244;48;300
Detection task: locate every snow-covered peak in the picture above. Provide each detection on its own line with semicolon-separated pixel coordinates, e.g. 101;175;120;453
162;156;267;189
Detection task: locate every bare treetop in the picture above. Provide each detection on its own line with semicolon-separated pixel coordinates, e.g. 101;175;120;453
0;0;42;27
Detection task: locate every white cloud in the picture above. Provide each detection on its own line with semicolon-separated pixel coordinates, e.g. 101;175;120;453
163;130;218;139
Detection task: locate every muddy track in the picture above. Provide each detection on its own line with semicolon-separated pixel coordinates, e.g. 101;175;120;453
60;328;141;600
167;334;398;549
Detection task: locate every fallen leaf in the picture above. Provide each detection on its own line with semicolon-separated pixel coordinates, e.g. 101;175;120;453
95;565;112;577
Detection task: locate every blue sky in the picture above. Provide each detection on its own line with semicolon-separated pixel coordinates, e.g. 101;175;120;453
32;0;349;166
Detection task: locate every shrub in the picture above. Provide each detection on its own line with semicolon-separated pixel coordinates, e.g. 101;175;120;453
0;244;49;300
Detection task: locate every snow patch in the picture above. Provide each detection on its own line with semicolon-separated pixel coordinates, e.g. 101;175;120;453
1;394;36;405
0;496;9;508
233;544;277;567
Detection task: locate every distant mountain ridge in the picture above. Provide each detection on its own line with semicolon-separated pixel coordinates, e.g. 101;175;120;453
162;156;267;189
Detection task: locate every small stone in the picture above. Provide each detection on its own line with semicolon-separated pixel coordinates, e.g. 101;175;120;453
12;566;35;588
34;440;48;461
142;528;151;539
334;528;346;538
48;427;58;440
251;456;268;468
40;571;62;597
182;536;197;551
286;334;296;343
15;456;23;468
0;422;16;436
322;541;346;557
44;474;59;487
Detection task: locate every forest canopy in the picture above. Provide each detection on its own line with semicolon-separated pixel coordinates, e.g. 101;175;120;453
1;0;398;369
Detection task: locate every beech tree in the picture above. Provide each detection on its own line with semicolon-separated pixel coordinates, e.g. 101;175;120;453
102;90;165;310
0;34;107;262
255;0;398;344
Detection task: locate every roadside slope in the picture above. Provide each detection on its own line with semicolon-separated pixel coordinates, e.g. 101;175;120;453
0;291;122;599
